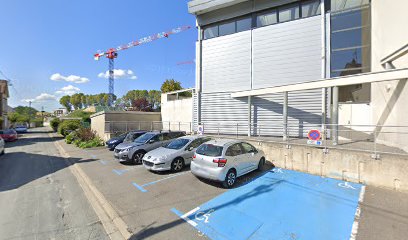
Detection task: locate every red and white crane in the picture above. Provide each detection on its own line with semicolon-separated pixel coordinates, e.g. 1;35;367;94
94;25;191;105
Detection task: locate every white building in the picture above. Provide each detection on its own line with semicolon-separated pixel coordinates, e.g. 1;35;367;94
188;0;408;150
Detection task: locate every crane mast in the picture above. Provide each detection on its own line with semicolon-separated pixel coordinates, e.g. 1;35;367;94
94;26;191;106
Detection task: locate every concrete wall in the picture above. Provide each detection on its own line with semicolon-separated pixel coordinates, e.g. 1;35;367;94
161;94;193;133
371;0;408;152
243;139;408;192
90;111;161;141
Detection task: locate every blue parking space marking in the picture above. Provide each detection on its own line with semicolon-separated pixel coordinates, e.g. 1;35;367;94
132;172;188;192
132;182;148;192
173;169;364;240
99;160;107;165
90;154;97;159
112;169;129;175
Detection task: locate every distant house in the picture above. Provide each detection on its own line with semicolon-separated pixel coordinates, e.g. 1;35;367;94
54;108;67;117
0;80;9;129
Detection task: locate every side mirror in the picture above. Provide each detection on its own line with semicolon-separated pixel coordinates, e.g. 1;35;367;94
148;139;155;144
187;146;194;151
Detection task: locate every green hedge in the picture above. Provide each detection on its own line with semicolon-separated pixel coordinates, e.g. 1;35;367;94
50;118;61;132
58;120;81;137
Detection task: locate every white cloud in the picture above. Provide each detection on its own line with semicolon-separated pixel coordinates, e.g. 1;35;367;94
22;93;57;103
97;69;137;80
50;73;90;84
55;85;81;96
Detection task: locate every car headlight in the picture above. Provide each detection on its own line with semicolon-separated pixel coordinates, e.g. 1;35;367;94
121;147;132;152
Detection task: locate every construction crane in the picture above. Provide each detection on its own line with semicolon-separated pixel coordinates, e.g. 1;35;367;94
94;25;191;106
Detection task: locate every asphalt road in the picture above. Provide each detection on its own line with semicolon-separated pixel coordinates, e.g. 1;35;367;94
0;128;108;240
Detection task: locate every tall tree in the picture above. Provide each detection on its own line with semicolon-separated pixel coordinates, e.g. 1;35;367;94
132;98;152;112
147;90;161;110
160;79;182;93
59;95;72;112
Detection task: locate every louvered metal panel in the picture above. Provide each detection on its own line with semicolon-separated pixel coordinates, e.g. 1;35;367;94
193;92;199;132
201;91;325;137
252;16;322;89
202;31;251;93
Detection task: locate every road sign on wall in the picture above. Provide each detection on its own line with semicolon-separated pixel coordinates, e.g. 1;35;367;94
307;129;321;141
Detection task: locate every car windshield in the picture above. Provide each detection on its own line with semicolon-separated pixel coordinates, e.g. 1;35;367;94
124;133;136;142
134;133;155;143
164;138;189;150
196;144;223;157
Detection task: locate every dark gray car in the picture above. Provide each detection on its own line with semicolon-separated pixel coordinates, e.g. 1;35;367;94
114;131;185;164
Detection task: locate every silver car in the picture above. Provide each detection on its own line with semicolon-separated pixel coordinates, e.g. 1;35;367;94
142;136;212;172
191;139;265;188
114;131;185;164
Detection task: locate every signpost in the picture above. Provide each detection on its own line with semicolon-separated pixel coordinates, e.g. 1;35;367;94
197;125;204;135
307;129;322;146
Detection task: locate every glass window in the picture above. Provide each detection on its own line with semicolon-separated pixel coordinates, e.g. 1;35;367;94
236;17;252;32
330;6;371;78
225;144;243;157
203;25;218;39
301;0;321;18
188;139;203;149
279;3;300;22
219;21;236;36
241;143;256;154
331;0;370;12
134;133;155;143
196;144;223;157
165;138;189;150
257;9;277;27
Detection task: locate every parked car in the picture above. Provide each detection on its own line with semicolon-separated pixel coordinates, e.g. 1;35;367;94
0;136;5;155
0;129;18;142
106;131;146;151
14;125;28;133
143;135;212;172
191;139;265;188
114;131;186;164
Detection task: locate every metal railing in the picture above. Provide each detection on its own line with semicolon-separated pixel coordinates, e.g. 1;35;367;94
104;121;408;157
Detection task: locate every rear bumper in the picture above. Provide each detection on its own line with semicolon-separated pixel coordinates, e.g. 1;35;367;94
190;161;226;181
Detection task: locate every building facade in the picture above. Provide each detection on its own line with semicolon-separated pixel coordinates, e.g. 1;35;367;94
0;80;10;129
188;0;408;149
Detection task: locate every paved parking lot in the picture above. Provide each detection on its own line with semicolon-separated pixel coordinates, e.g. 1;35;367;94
58;136;408;240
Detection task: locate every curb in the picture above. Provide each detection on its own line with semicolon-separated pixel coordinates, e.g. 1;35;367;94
51;134;132;240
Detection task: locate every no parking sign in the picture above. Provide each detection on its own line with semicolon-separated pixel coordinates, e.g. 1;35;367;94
307;129;322;145
197;125;204;135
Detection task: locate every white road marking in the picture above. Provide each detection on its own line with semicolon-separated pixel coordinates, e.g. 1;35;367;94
180;207;200;227
350;185;366;240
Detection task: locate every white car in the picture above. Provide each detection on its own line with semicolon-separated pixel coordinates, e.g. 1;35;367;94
142;135;212;172
0;136;5;155
191;139;265;188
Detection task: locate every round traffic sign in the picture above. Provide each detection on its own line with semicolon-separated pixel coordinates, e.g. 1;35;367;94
308;129;321;141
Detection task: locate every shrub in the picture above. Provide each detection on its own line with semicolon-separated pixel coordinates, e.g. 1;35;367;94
65;131;78;144
50;118;61;132
76;136;103;149
58;120;81;137
76;127;96;141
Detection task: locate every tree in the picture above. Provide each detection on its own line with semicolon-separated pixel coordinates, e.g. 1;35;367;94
8;112;20;124
132;98;152;112
161;79;182;93
14;106;38;116
60;95;72;112
147;90;161;110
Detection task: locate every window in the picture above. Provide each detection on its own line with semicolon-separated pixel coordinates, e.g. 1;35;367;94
257;9;277;27
330;5;371;77
225;144;243;157
241;143;257;154
196;144;223;157
301;0;321;17
203;25;218;39
188;139;203;149
236;17;252;32
279;3;300;22
331;0;370;12
219;21;236;36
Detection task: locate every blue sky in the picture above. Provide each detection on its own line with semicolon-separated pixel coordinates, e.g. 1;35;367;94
0;0;197;111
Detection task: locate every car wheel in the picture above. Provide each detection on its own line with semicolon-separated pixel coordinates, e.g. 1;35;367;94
0;149;4;155
222;169;236;188
257;157;265;171
171;158;184;172
132;151;145;164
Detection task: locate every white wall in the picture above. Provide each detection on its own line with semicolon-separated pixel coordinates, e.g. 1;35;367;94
371;0;408;152
161;94;193;133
